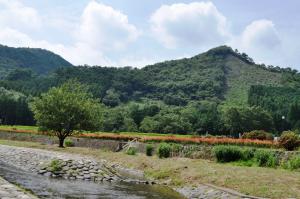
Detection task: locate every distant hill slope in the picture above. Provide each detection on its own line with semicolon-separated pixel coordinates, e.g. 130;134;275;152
0;45;73;78
1;45;299;107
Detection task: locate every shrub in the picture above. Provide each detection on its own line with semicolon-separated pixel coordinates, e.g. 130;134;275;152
64;139;75;147
171;143;183;153
126;147;137;155
146;144;154;156
213;145;244;162
49;159;63;172
242;130;273;141
254;150;277;168
284;155;300;170
157;143;172;158
242;148;256;160
279;131;300;151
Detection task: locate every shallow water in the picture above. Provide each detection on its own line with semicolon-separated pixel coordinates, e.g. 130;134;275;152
0;161;183;199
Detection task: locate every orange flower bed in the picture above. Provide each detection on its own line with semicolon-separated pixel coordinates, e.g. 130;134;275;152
0;128;276;148
78;133;276;148
140;136;276;148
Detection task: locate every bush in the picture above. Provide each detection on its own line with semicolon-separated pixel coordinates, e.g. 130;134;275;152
284;155;300;170
64;139;75;147
146;144;154;156
126;147;137;155
213;145;244;162
242;148;256;160
242;130;273;141
254;150;277;168
157;143;172;158
279;131;300;151
49;159;63;172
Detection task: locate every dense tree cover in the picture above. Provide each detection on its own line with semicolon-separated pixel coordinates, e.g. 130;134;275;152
30;81;102;147
1;45;300;136
223;106;275;136
0;44;72;78
248;85;300;132
0;87;33;125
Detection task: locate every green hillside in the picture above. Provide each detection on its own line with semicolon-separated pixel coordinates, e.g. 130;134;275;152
0;45;72;78
0;45;297;105
223;54;282;106
1;45;300;135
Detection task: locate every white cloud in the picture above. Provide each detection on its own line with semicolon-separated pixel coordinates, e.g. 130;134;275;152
0;0;41;30
150;2;230;48
0;0;141;66
230;19;282;65
239;19;281;51
0;0;297;69
76;1;140;51
0;27;114;66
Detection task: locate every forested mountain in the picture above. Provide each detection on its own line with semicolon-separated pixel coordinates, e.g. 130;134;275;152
1;45;300;135
0;45;72;78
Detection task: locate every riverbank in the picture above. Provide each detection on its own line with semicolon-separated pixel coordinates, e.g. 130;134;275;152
0;143;247;199
0;140;299;198
0;176;37;199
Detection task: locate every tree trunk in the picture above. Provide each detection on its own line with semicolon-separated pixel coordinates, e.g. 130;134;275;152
58;136;65;148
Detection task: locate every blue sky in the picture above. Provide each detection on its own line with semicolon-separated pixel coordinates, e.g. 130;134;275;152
0;0;299;69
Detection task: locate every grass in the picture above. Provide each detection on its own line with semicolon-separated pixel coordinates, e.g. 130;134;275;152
0;125;192;138
0;139;299;198
0;125;39;132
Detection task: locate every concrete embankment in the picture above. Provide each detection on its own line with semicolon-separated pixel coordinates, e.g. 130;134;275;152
0;177;37;199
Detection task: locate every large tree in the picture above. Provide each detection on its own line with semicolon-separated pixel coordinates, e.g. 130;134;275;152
30;80;102;147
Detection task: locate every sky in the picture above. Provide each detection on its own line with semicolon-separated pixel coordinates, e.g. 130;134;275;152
0;0;299;69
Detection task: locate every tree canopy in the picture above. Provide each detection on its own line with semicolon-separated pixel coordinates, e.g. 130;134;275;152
30;80;102;147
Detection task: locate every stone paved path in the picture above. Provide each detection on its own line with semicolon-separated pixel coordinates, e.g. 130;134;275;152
0;144;261;199
0;177;37;199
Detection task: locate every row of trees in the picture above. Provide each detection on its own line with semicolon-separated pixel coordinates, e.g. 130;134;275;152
30;81;276;147
0;87;34;125
2;82;300;135
2;80;300;148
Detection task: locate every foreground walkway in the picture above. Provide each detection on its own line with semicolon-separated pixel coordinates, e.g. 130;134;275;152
0;177;37;199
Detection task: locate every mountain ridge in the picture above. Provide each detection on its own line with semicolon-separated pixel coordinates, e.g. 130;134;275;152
0;44;73;78
0;44;299;107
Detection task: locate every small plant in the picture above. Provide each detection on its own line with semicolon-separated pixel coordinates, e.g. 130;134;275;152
283;155;300;171
64;139;75;147
157;143;172;158
146;144;154;156
254;150;277;168
242;148;256;160
126;147;137;155
213;145;244;162
279;131;300;151
49;159;63;172
242;130;273;140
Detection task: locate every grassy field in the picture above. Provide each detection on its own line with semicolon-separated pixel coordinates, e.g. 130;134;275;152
0;139;299;199
0;125;39;132
0;125;192;138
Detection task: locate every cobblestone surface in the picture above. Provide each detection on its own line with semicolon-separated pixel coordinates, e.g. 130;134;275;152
0;177;37;199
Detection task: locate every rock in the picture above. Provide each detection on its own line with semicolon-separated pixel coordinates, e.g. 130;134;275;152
83;167;89;171
62;166;70;171
38;170;47;174
83;174;91;179
43;172;52;177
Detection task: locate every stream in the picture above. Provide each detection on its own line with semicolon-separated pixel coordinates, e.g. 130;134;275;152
0;161;183;199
